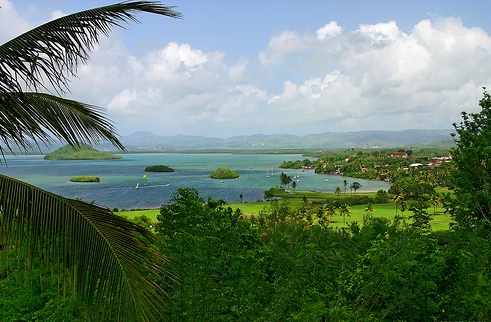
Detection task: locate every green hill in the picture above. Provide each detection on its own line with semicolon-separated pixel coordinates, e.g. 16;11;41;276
44;144;122;160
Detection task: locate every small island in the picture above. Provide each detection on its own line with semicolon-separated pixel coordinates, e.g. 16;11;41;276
144;165;174;172
210;167;239;179
69;176;100;183
44;144;122;160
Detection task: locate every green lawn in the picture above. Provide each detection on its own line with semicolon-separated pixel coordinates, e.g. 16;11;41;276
118;209;160;222
117;188;454;231
233;199;452;231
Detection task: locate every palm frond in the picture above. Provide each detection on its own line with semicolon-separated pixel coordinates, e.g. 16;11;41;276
0;92;125;154
0;174;172;321
0;1;181;95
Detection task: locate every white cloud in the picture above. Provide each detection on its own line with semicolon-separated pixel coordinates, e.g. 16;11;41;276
357;20;401;42
4;0;491;137
144;42;211;81
258;17;491;134
68;40;269;135
60;16;491;136
107;89;139;115
317;21;342;40
259;30;307;64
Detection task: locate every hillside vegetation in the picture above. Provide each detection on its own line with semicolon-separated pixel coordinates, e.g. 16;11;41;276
44;144;122;160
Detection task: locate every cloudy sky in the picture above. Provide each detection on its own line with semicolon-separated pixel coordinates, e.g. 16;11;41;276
2;0;491;137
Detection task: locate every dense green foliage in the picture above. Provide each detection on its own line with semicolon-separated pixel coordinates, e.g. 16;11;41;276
5;192;490;320
44;144;122;160
148;188;491;320
279;158;313;169
282;147;453;186
450;88;491;228
69;176;100;182
210;167;239;179
144;165;174;172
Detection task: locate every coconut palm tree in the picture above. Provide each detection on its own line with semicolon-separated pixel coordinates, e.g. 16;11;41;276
429;193;442;215
0;2;181;321
391;187;405;218
334;186;342;195
324;203;337;221
280;171;292;189
339;203;351;225
343;179;348;193
364;202;375;215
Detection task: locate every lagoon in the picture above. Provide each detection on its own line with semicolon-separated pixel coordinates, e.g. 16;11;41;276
0;153;391;209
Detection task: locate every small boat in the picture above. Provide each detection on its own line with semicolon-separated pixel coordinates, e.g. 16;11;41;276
133;183;139;189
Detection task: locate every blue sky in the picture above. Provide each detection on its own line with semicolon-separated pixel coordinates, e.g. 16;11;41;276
2;0;491;137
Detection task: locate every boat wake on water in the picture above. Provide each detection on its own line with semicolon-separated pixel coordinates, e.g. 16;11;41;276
134;183;170;189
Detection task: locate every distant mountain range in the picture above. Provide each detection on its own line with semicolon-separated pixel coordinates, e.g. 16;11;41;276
92;129;455;152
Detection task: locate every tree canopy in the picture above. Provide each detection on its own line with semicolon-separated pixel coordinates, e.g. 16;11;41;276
451;88;491;228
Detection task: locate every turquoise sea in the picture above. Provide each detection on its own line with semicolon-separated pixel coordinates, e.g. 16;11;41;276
0;153;391;210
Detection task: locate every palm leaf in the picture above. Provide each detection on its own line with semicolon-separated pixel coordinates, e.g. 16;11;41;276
0;1;181;153
0;174;172;321
0;92;125;153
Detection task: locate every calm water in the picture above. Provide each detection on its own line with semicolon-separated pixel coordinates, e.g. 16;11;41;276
0;153;391;209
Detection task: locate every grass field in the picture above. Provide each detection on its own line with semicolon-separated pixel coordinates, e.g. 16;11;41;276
117;188;454;231
230;199;452;230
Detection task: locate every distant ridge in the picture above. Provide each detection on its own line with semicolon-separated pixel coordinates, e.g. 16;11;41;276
92;129;455;152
